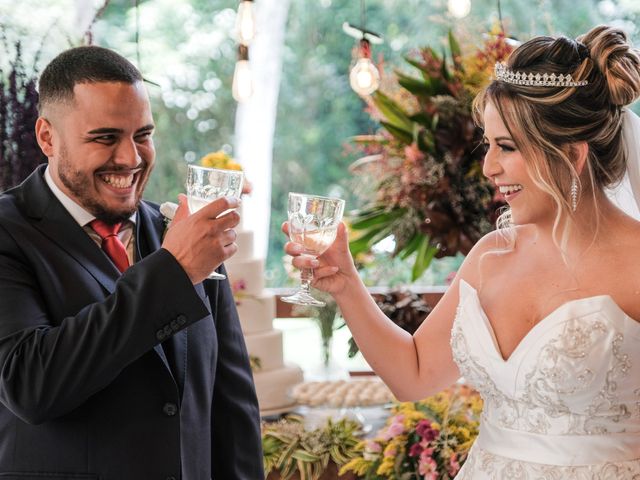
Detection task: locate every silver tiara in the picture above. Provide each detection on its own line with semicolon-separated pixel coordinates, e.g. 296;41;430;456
494;62;588;87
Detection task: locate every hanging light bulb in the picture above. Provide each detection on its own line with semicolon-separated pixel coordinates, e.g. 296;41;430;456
448;0;471;18
236;0;256;45
232;45;253;102
349;39;380;96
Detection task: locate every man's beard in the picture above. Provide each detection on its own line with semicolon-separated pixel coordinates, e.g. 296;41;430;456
57;145;147;225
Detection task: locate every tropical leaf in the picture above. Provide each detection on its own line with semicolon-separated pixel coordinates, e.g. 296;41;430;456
417;128;435;153
411;235;438;281
292;449;320;462
349;224;394;256
379;120;413;144
448;30;463;70
441;48;453;81
397;232;423;260
407;111;431;125
396;71;434;96
350;207;406;230
298;460;313;480
276;439;300;470
372;91;414;133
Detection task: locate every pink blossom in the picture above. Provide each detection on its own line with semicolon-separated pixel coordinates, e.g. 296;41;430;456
232;279;246;294
404;143;425;165
381;415;405;440
365;440;382;453
448;452;461;476
416;419;439;442
418;450;438;479
408;442;423;457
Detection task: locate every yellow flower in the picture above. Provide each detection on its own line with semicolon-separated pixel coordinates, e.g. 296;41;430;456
199;150;243;170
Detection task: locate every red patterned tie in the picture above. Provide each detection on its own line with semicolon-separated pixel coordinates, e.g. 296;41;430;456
90;220;130;273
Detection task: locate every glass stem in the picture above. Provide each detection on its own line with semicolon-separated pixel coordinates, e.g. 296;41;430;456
300;267;314;293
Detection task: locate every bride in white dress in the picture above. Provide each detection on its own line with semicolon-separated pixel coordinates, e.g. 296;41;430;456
284;25;640;477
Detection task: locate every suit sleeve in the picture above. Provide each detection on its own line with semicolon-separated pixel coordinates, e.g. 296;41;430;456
209;264;264;479
0;223;210;424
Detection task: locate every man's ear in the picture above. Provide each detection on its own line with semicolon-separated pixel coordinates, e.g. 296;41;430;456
571;141;589;176
35;117;55;158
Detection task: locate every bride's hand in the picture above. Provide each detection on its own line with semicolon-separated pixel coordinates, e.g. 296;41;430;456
282;222;358;296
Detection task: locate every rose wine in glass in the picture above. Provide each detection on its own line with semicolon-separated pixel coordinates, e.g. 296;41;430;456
282;192;345;307
185;164;244;280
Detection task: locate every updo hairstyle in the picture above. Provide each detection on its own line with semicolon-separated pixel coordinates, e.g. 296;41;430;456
474;25;640;241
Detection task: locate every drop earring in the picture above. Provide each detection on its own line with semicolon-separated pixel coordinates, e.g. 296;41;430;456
571;177;578;212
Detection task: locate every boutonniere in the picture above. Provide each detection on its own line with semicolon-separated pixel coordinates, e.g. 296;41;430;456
159;201;178;238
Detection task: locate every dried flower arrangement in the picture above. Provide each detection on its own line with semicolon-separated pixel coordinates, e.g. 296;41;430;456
349;31;512;280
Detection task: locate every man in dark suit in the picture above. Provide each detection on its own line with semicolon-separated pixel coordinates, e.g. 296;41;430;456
0;46;263;479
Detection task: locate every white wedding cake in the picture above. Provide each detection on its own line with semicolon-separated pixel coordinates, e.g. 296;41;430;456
226;207;304;415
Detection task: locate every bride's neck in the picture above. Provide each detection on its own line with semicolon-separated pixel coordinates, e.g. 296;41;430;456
534;188;627;253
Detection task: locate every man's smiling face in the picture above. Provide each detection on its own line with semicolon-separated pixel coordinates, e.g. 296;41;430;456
42;81;155;223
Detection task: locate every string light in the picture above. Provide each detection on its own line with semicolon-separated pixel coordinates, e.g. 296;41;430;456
448;0;471;18
349;40;380;96
232;0;256;103
236;0;256;45
344;0;383;96
232;45;253;102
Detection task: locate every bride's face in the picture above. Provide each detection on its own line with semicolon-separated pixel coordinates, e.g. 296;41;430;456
482;101;554;225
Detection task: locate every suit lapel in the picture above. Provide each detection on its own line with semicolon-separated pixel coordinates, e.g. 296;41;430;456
17;166;120;293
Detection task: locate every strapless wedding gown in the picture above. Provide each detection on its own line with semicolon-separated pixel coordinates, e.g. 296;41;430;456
451;280;640;479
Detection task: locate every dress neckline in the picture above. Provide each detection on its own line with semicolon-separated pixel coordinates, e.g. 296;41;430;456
458;279;640;363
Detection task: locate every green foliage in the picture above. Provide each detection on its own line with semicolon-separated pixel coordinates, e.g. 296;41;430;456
349;32;511;280
262;416;362;480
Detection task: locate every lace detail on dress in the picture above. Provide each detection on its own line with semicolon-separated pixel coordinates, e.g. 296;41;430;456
451;298;637;435
450;281;640;478
456;445;640;480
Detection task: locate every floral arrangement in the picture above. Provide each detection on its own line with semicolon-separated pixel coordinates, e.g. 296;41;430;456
339;383;482;479
199;150;252;194
200;150;243;170
349;31;512;280
262;415;361;480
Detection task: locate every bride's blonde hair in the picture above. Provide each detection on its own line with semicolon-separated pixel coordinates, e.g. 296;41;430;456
473;25;640;252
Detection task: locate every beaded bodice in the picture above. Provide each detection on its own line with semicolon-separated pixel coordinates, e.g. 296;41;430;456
451;279;640;475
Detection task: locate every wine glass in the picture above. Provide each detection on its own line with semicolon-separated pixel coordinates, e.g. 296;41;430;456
282;192;345;307
185;164;244;280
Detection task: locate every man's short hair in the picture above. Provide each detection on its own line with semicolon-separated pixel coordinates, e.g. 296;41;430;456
38;46;143;114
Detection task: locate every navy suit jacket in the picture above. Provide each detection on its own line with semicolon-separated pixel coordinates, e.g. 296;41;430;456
0;166;263;479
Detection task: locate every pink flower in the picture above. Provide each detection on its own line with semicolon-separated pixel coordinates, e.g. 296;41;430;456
232;279;247;294
448;452;461;476
381;415;405;440
418;450;438;478
404;143;425;165
365;440;382;453
416;419;439;442
408;442;423;457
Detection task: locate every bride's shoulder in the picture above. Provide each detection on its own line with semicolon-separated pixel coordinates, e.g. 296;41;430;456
456;225;531;284
466;224;532;257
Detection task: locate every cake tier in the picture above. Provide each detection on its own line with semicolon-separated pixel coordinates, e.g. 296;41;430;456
237;292;275;334
226;257;264;295
237;203;247;230
254;363;304;412
234;229;254;261
245;329;283;372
